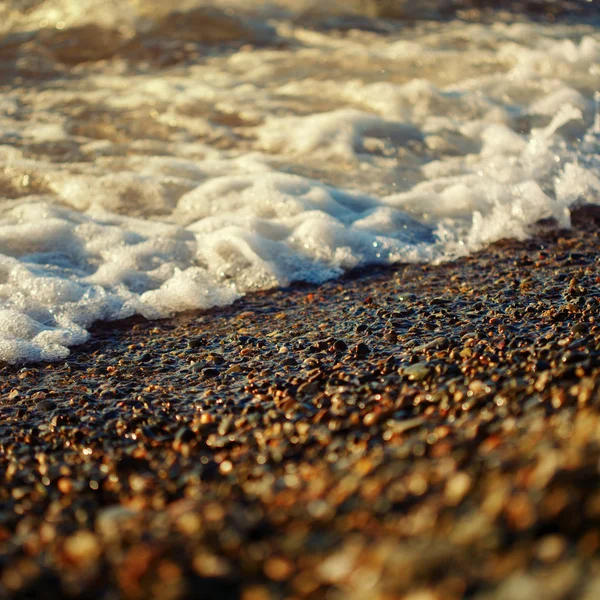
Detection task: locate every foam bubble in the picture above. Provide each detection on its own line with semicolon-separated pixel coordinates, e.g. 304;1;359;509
259;109;423;160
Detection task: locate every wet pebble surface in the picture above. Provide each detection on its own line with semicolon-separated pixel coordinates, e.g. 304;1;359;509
1;208;600;599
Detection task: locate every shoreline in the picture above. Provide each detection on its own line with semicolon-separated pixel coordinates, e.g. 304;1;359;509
1;207;600;599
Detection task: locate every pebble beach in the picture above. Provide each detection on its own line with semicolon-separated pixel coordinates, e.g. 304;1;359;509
2;1;600;598
2;207;600;599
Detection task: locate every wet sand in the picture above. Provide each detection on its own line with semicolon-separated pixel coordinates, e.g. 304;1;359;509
1;207;600;599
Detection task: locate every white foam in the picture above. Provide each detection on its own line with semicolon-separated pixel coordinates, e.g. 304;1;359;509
259;109;423;161
0;11;598;363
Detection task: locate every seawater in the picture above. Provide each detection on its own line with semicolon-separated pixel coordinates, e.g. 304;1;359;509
1;0;599;363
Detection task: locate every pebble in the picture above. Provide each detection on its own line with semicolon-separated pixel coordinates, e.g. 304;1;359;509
415;336;449;352
401;363;431;381
1;206;600;599
353;342;370;357
35;399;57;411
62;531;101;565
202;367;220;378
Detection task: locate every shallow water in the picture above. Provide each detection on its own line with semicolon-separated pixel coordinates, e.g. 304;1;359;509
0;0;599;363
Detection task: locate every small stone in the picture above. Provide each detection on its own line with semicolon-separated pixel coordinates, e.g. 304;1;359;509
303;357;320;368
188;337;206;349
207;353;225;364
401;363;431;381
264;556;294;581
445;472;472;505
415;336;449;352
536;535;567;563
193;553;231;578
63;531;101;565
353;343;370;357
298;381;320;395
317;551;354;583
219;460;233;475
386;417;425;434
57;478;72;494
36;399;57;412
332;340;347;353
202;367;220;378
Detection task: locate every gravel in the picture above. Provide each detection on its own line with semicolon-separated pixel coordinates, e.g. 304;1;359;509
1;207;600;599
